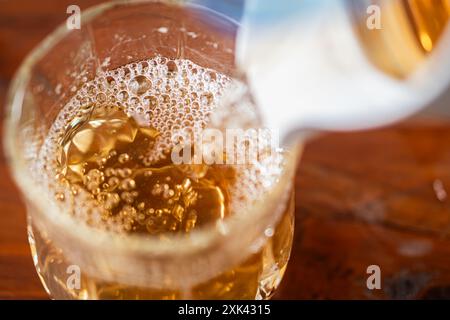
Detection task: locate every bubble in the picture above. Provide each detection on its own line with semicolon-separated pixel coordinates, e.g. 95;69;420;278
87;85;96;95
108;176;120;187
136;106;144;114
144;170;153;177
118;153;130;164
96;92;107;103
123;67;131;79
130;97;140;107
98;192;119;209
129;75;151;95
139;61;149;72
121;168;132;177
167;60;178;74
84;169;104;187
118;91;129;101
158;56;167;64
55;192;65;201
120;178;136;191
106;76;116;88
161;94;170;104
143;95;158;108
209;72;217;81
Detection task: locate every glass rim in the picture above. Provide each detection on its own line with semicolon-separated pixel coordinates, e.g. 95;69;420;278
4;0;300;258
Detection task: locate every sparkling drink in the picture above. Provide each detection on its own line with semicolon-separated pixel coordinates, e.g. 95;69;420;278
28;57;295;299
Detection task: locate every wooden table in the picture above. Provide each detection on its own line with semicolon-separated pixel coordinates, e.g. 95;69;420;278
2;0;450;300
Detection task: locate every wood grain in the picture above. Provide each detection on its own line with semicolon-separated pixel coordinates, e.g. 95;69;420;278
1;0;450;300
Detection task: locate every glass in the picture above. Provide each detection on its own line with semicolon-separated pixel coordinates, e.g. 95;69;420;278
4;0;299;299
349;0;450;78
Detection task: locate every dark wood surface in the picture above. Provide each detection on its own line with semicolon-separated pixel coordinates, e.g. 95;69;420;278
2;0;450;300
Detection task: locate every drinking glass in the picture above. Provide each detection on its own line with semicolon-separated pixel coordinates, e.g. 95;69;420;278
4;0;299;299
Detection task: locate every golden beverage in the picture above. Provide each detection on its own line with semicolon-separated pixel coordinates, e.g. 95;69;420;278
352;0;450;77
29;57;295;299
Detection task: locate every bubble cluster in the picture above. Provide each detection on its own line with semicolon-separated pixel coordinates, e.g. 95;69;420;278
35;57;286;235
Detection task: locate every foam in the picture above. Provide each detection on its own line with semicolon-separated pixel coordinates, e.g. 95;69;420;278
34;57;286;233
